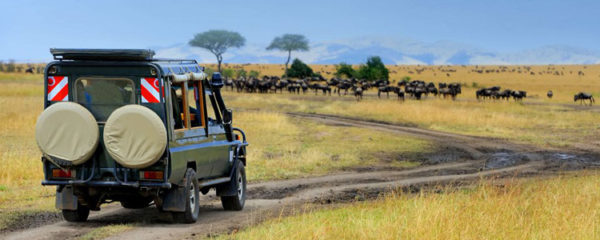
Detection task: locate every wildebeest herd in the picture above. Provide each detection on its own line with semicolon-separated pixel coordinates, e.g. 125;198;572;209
223;75;594;105
225;75;463;101
475;86;527;101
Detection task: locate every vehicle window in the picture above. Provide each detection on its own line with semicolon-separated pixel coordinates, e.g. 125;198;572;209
171;85;184;130
75;77;134;121
187;82;205;128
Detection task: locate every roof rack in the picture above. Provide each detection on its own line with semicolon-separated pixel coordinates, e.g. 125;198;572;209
50;48;156;61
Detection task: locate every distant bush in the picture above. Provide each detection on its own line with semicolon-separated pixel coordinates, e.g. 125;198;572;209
286;58;313;79
356;56;389;81
235;69;247;78
6;60;16;73
335;63;355;78
221;68;235;78
249;70;260;78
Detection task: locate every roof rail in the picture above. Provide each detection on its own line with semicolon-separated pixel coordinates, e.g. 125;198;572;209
50;48;155;61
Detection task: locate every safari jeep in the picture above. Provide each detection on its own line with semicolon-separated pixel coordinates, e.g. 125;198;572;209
36;49;248;223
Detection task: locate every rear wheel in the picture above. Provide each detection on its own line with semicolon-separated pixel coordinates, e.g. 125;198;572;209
62;203;90;222
172;168;200;223
221;161;246;211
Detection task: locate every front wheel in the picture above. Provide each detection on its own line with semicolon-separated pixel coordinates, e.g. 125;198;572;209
172;168;200;223
62;203;90;222
221;161;246;211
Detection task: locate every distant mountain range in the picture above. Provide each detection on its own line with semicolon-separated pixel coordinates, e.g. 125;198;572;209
153;37;600;65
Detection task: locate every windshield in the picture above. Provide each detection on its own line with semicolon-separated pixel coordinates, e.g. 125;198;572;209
75;77;134;121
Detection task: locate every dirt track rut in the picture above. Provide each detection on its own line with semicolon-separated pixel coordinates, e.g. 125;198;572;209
4;112;593;240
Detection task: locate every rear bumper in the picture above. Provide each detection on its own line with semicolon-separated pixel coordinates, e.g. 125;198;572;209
42;180;171;188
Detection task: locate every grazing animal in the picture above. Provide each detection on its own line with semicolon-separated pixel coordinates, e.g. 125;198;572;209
574;92;594;105
378;86;400;98
354;87;363;101
396;90;405;101
439;83;461;100
547;90;553;99
336;81;353;96
511;90;527;101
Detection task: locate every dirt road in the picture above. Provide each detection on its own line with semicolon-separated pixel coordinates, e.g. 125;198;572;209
4;112;596;240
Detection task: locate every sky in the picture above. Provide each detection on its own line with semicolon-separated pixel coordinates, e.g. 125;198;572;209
0;0;598;61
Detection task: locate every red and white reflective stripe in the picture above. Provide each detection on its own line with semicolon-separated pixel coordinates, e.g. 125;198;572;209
47;76;69;101
141;77;161;103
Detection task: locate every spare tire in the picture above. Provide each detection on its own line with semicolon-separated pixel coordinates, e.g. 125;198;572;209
35;102;99;166
103;105;167;169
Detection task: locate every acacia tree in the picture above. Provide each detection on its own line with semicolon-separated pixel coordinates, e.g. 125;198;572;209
189;30;245;72
266;34;309;77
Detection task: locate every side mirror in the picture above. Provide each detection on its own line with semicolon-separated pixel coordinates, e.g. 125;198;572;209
223;108;232;124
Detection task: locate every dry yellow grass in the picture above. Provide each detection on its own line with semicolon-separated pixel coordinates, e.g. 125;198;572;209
221;173;600;240
223;90;600;148
235;111;427;181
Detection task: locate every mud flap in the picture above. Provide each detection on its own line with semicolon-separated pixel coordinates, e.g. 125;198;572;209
56;186;77;210
161;186;186;212
216;159;238;197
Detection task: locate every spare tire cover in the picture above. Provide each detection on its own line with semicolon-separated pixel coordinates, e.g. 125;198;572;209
103;105;167;169
35;102;99;165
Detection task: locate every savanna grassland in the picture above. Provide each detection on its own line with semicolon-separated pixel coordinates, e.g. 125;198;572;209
1;63;599;238
219;63;600;149
0;71;429;231
222;173;600;240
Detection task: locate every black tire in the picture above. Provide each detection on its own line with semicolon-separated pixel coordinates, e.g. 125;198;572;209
221;161;246;211
120;197;152;209
62;203;90;222
172;168;200;223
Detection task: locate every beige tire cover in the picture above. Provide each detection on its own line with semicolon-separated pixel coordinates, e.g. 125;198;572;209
35;102;99;165
103;105;167;169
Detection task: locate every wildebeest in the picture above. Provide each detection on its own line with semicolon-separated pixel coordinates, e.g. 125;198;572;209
547;90;553;98
378;86;400;98
396;90;405;101
353;87;363;101
439;83;461;100
511;90;527;101
497;89;512;100
311;84;331;95
336;81;353;96
405;80;427;100
574;92;594;105
476;86;501;101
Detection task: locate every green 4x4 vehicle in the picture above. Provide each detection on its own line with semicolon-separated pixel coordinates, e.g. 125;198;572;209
35;49;248;223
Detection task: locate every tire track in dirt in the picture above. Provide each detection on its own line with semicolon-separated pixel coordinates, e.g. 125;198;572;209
4;112;589;240
97;162;540;240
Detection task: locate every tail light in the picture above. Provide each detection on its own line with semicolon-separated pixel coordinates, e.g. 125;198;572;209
140;171;164;180
52;169;75;179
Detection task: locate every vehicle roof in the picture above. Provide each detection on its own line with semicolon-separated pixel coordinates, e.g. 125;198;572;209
51;48;157;61
49;48;204;75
